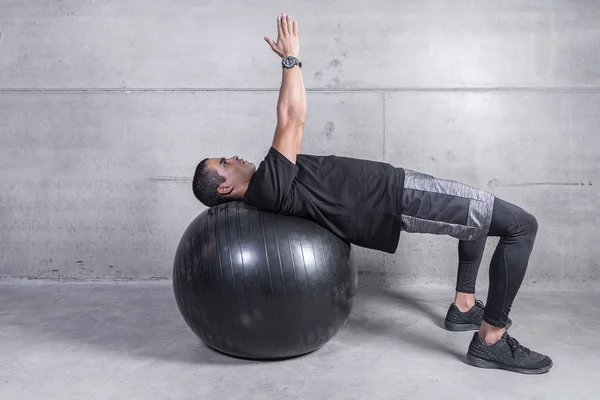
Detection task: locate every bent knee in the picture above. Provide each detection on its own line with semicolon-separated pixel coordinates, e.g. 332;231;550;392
519;211;538;236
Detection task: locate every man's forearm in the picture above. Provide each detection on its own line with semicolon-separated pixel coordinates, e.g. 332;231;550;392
299;69;307;123
295;70;307;153
277;66;305;124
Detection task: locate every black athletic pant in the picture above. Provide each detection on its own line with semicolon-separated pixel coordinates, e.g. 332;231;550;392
455;197;538;327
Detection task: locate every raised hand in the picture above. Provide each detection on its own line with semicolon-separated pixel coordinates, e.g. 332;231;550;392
264;13;300;58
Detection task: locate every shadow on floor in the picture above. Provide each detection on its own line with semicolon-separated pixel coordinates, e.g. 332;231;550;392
344;286;466;363
1;283;253;366
1;282;466;366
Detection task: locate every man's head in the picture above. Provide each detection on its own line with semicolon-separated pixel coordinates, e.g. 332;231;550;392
192;156;256;207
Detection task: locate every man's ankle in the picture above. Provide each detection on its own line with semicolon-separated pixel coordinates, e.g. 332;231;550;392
478;321;506;345
454;292;476;312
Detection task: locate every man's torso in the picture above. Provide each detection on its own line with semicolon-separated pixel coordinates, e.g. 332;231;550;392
243;148;405;253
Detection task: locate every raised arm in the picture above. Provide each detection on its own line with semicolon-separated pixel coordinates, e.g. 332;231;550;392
296;70;307;154
264;13;305;164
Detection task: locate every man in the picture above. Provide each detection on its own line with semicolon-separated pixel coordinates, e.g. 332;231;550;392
192;13;552;374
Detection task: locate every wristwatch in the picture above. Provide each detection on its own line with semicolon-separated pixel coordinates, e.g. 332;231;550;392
282;55;302;69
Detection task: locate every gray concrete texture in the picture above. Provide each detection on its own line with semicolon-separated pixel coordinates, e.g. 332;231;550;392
1;281;599;399
2;1;600;88
1;1;599;283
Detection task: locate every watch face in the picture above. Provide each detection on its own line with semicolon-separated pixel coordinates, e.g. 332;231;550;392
283;56;295;67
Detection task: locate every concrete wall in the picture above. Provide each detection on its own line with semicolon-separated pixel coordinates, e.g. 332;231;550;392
1;1;599;285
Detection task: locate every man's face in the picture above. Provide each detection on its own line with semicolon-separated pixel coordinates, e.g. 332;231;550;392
205;155;256;198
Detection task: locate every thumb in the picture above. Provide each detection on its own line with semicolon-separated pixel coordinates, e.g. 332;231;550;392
264;36;276;49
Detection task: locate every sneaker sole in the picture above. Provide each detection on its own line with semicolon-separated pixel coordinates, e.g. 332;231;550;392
466;353;553;374
444;321;481;331
444;320;513;332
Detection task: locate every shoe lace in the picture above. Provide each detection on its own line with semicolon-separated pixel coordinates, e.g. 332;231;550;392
506;335;531;357
475;300;485;310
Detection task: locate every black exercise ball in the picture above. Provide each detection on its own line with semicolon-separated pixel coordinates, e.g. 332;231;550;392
173;201;357;360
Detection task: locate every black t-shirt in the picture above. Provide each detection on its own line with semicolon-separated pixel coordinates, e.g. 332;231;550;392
243;147;405;254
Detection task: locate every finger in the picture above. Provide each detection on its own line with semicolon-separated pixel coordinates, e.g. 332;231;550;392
281;13;288;35
264;36;276;50
293;20;298;36
277;15;283;38
287;15;294;36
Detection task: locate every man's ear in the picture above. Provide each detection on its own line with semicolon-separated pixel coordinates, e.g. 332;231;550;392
217;183;233;196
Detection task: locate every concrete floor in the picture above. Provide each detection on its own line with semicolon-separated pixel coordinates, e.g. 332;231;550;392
0;281;598;400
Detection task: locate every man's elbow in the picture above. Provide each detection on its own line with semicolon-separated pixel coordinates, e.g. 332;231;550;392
297;105;307;125
278;106;304;124
291;111;306;126
298;113;307;125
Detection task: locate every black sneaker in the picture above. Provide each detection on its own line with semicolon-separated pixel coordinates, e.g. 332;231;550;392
466;332;553;374
444;300;512;331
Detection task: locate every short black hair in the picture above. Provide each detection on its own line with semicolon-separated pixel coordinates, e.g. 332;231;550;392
192;158;229;207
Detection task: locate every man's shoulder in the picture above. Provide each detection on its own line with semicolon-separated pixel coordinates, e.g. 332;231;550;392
244;147;299;213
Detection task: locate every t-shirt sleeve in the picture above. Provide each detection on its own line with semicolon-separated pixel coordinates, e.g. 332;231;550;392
243;147;299;212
